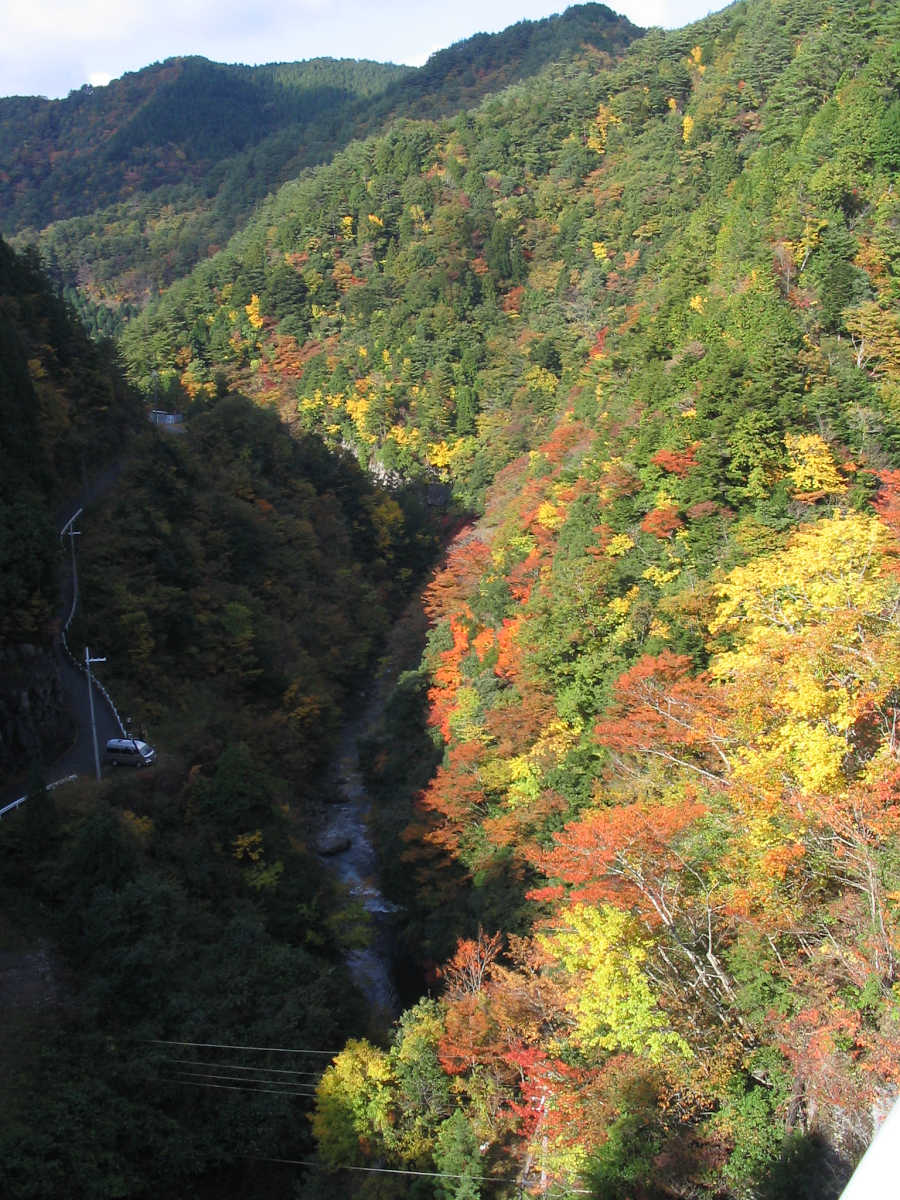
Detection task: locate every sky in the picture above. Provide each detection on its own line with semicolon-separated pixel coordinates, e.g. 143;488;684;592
1;0;726;101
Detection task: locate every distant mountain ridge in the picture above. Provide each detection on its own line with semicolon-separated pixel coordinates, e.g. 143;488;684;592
0;4;641;337
0;56;410;229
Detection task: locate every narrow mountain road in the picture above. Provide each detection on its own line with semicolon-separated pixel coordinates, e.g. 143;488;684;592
1;463;127;810
48;647;122;780
53;462;128;778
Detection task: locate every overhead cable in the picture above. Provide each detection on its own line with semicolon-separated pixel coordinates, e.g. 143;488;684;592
162;1056;323;1077
150;1038;340;1055
164;1078;317;1097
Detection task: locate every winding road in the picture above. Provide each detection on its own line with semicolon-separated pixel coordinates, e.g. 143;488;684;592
1;467;127;813
5;451;405;1034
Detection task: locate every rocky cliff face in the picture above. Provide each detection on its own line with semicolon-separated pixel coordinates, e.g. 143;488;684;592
0;644;73;781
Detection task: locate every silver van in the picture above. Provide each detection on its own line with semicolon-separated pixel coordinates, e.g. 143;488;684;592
104;738;156;768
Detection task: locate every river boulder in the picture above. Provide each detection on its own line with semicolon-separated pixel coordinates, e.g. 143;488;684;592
317;831;352;856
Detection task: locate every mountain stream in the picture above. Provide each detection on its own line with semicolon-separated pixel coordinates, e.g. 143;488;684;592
317;696;400;1024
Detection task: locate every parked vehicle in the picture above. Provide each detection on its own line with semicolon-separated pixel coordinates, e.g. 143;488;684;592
104;738;156;767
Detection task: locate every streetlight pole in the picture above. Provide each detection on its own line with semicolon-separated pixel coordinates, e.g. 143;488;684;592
85;646;107;781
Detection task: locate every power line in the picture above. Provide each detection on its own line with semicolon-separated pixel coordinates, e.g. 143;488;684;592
164;1078;318;1098
257;1156;522;1185
258;1158;591;1194
153;1045;591;1193
149;1038;340;1055
159;1081;592;1194
172;1075;321;1094
162;1056;323;1077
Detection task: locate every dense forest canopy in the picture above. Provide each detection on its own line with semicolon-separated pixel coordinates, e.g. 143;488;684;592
0;236;440;1198
3;0;900;1197
0;4;640;340
0;239;142;644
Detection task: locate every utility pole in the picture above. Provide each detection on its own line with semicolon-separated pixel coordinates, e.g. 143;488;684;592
59;507;82;629
85;646;107;781
68;523;80;608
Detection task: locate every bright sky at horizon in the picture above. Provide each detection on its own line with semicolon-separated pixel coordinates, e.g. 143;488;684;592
2;0;727;101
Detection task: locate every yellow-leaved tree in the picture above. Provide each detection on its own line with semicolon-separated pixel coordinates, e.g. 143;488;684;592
710;510;898;795
709;509;900;962
539;903;692;1064
311;1039;395;1166
783;433;847;499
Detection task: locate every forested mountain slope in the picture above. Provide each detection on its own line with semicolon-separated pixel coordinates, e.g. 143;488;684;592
0;238;142;648
0;237;440;1197
0;237;143;775
3;0;900;1194
0;56;406;231
0;57;408;335
113;0;900;1194
1;4;639;338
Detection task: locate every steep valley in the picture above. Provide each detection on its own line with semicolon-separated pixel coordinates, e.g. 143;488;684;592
3;1;900;1196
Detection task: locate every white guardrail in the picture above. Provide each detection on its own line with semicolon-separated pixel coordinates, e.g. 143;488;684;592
1;502;133;820
0;774;78;820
